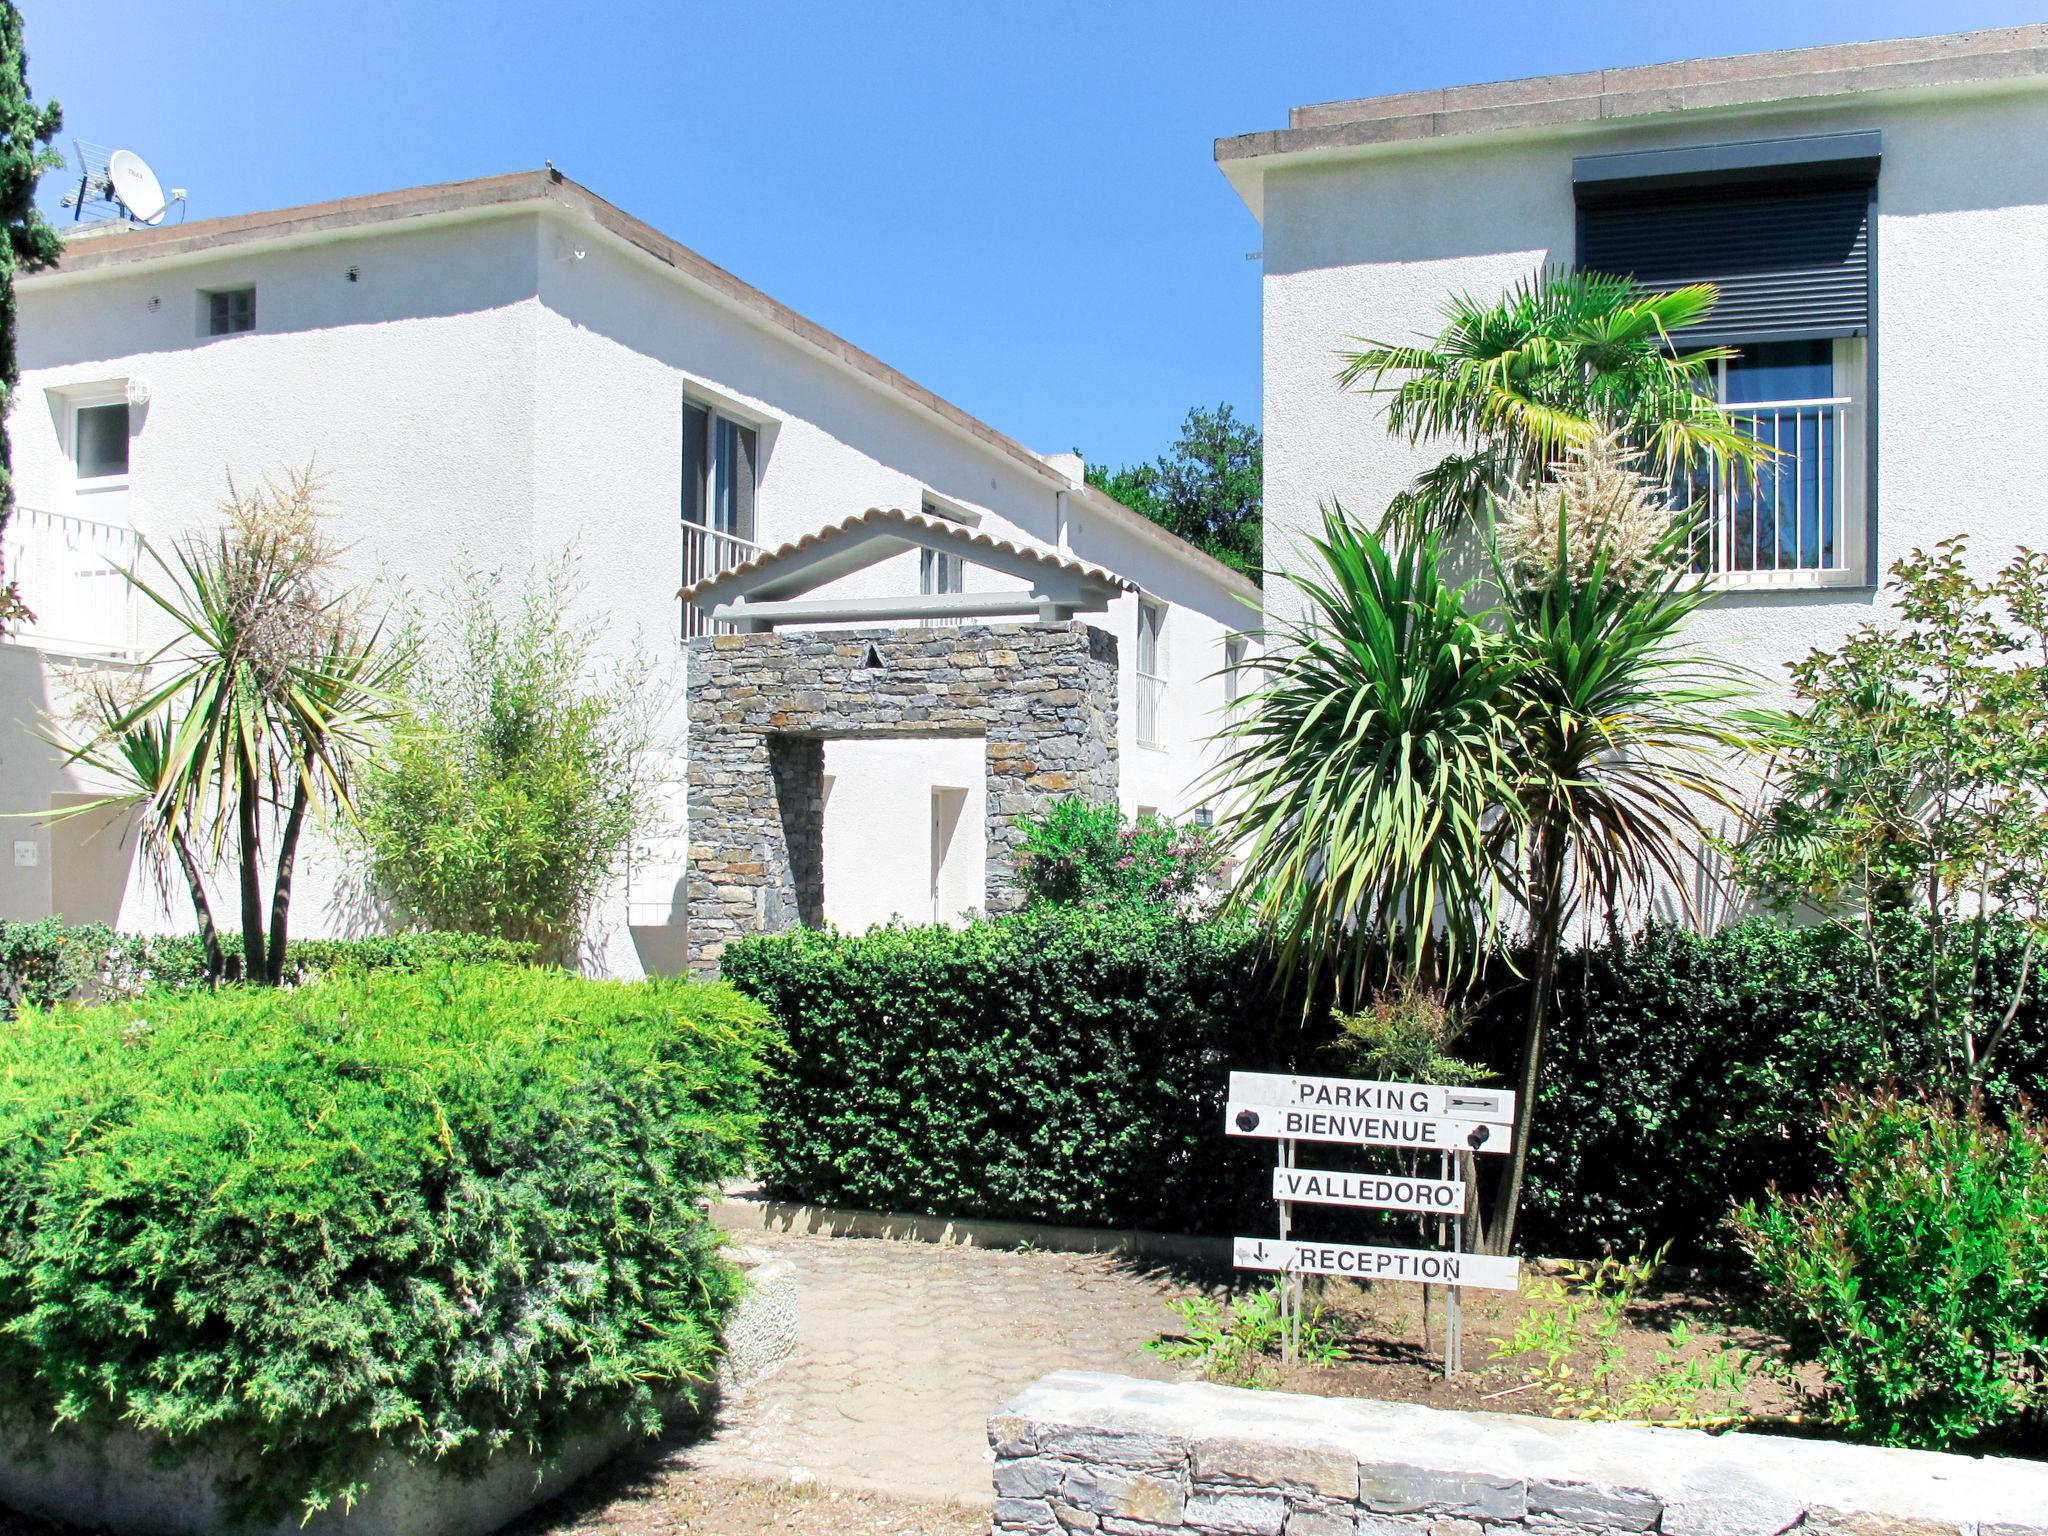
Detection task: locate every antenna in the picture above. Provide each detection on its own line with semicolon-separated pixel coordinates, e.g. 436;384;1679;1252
60;140;188;226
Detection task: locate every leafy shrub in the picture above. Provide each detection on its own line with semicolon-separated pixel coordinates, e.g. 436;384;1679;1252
0;919;533;1018
358;557;667;959
1730;1093;2048;1450
1148;1280;1346;1385
1484;914;2048;1259
1012;797;1221;913
0;964;767;1521
723;907;1300;1232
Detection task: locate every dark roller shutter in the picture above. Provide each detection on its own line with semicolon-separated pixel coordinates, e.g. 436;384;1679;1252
1579;182;1870;343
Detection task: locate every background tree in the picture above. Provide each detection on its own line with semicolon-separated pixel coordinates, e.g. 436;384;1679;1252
357;555;667;961
1086;403;1263;582
1735;538;2048;1097
1338;269;1754;539
0;1;62;633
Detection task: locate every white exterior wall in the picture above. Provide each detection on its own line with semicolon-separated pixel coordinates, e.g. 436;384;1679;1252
2;196;1258;964
1257;79;2048;686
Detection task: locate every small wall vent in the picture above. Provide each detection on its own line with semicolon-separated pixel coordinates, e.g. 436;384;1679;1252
861;642;886;670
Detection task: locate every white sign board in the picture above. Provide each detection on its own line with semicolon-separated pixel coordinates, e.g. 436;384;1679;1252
1234;1236;1521;1292
1230;1070;1513;1127
1226;1101;1509;1155
1273;1166;1466;1215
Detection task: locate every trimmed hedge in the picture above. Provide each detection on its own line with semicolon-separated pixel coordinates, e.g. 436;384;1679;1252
0;919;535;1017
729;908;2048;1260
0;964;768;1523
1501;915;2048;1259
724;909;1301;1234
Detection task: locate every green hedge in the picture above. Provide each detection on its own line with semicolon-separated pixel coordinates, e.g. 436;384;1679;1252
0;964;768;1523
724;908;1300;1233
728;907;2048;1260
1500;915;2048;1259
0;919;535;1017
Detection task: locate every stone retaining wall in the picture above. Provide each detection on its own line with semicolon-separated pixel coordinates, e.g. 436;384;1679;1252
685;621;1119;972
989;1372;2048;1536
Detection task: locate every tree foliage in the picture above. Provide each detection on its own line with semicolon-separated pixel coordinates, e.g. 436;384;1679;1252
1338;269;1756;539
1011;796;1221;915
53;470;399;983
358;556;666;960
1086;403;1263;581
1735;538;2048;1093
0;1;62;631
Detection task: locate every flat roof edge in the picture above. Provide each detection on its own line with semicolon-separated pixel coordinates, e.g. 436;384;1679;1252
1216;26;2048;166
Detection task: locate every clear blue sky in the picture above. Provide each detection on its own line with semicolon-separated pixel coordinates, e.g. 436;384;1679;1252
24;2;2031;468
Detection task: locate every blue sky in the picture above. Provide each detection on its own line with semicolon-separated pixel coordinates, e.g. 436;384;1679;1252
25;2;2030;469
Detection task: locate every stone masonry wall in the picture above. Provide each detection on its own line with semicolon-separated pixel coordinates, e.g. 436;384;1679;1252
686;622;1118;973
989;1372;2048;1536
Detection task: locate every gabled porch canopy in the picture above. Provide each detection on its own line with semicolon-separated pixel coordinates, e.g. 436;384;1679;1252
678;506;1133;631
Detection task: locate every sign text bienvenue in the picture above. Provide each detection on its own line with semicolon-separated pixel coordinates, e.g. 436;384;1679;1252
1272;1166;1466;1214
1226;1101;1509;1155
1229;1070;1513;1127
1233;1237;1520;1292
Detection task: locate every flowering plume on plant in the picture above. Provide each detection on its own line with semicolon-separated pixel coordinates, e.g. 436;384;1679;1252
1495;429;1677;592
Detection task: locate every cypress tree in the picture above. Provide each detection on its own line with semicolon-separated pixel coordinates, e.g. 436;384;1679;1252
0;1;60;630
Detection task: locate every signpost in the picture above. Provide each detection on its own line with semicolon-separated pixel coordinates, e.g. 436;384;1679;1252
1223;1069;1519;1376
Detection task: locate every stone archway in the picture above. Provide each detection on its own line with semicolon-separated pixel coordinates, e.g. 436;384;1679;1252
684;621;1119;973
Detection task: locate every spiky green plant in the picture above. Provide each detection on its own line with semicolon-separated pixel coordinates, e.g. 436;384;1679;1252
1338;269;1756;538
1208;506;1524;1006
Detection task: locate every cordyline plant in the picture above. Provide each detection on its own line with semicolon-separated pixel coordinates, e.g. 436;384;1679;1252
1338;268;1758;539
1213;435;1752;1253
52;469;401;983
1735;538;2048;1098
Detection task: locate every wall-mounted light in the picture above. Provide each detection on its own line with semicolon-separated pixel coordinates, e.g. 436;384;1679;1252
1192;804;1215;830
125;378;152;408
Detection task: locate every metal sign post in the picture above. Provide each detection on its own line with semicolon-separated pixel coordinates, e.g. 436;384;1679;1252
1225;1069;1518;1377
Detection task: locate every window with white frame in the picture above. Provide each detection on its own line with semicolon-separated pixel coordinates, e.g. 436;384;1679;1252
681;401;758;543
204;286;256;337
1675;338;1865;585
1575;132;1879;590
70;396;130;489
920;545;963;628
1223;634;1248;708
1136;598;1166;749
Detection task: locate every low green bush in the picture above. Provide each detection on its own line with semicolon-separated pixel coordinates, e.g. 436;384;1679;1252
1730;1093;2048;1450
724;907;1301;1233
1011;797;1221;913
0;964;768;1522
0;919;534;1017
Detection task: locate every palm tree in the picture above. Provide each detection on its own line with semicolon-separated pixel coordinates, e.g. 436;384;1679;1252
80;471;399;984
1209;506;1525;1007
49;676;227;980
1482;436;1755;1251
1337;269;1757;538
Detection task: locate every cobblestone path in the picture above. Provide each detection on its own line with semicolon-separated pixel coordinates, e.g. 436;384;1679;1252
673;1228;1195;1503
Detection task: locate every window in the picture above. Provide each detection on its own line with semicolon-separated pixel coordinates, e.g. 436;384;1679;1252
919;546;964;629
72;401;129;484
1223;635;1248;707
205;287;255;336
1136;598;1166;749
1574;132;1879;588
1677;339;1863;583
681;401;757;543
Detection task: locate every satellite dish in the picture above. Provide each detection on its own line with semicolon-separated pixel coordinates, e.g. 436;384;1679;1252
107;149;167;225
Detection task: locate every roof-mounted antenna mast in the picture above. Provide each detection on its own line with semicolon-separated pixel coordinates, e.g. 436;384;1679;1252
60;140;188;226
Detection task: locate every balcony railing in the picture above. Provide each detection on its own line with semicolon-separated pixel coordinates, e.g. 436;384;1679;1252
681;522;763;640
1678;397;1853;581
2;506;141;658
1136;669;1166;750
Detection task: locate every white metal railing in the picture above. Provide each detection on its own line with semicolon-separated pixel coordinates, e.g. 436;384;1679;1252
2;505;141;658
1678;398;1852;579
681;522;763;639
1137;669;1166;750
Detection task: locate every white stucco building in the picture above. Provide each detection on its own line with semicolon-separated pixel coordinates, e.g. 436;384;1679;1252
1221;24;2048;680
0;169;1259;971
